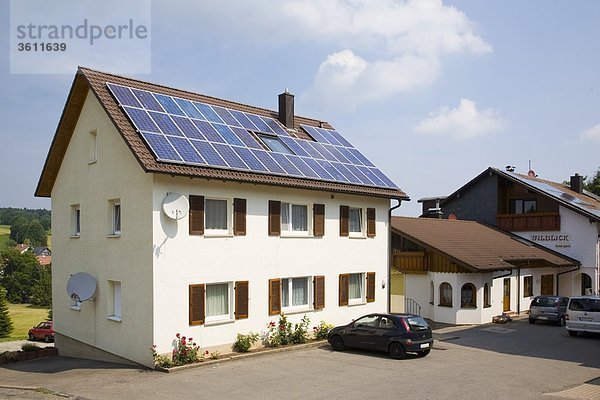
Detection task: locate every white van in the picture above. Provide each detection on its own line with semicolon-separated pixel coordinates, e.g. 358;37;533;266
565;296;600;336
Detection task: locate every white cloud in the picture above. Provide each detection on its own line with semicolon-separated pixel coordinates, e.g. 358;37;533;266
155;0;491;111
414;99;504;139
581;124;600;142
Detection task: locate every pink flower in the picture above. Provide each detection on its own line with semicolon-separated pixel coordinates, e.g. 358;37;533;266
176;333;180;338
188;337;193;341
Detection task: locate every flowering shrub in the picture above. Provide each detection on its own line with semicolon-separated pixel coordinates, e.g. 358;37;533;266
313;321;334;340
171;333;201;366
233;332;260;353
265;313;310;347
151;345;173;368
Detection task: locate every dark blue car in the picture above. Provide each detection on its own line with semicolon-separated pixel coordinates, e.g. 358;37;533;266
328;313;433;359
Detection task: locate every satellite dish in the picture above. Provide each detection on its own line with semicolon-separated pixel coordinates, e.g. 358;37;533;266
67;272;97;302
162;193;189;220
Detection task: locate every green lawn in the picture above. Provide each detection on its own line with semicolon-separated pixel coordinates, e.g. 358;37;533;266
0;225;10;250
0;303;50;342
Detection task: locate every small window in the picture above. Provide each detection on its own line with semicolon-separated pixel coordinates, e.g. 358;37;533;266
509;199;537;214
523;276;533;297
258;134;293;154
349;207;363;235
109;200;121;236
354;314;379;328
205;199;228;231
429;281;434;305
484;283;491;308
281;277;311;311
107;281;122;321
71;205;81;237
281;203;308;234
379;316;395;329
581;273;592;296
461;283;476;308
348;273;365;305
88;129;98;163
439;282;452;307
205;282;232;322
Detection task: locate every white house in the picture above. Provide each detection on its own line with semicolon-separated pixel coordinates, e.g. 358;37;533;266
35;67;408;367
390;216;579;325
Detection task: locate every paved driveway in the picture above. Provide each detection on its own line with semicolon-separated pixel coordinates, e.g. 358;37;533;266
0;318;598;399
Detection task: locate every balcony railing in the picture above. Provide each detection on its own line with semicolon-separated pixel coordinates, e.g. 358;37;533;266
392;251;427;273
497;212;560;232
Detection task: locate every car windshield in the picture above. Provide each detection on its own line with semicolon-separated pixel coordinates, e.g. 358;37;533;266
532;298;558;307
406;317;429;331
569;298;600;312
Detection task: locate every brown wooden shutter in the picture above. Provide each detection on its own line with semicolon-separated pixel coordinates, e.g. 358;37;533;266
235;281;249;319
314;275;325;310
268;278;281;315
189;195;205;235
339;274;349;306
366;272;376;303
313;204;325;237
189;284;205;325
339;205;349;237
366;208;376;238
233;198;247;236
268;200;281;236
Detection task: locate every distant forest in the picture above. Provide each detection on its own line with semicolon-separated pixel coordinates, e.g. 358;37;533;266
0;208;51;230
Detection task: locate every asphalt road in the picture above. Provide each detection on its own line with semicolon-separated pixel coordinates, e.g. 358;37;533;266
0;317;598;400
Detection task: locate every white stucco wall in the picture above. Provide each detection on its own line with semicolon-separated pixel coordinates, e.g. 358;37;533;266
151;175;390;355
51;92;154;366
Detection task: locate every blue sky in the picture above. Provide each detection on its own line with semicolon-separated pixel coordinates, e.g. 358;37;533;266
1;0;599;217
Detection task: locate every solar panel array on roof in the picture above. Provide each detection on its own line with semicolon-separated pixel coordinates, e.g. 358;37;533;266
106;83;398;190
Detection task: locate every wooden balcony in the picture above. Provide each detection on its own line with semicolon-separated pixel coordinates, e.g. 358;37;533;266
392;251;427;274
497;212;560;232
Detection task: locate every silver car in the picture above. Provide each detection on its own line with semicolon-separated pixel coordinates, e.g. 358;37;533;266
528;296;569;326
565;296;600;336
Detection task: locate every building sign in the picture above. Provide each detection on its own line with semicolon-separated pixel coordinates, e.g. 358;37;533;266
530;234;571;248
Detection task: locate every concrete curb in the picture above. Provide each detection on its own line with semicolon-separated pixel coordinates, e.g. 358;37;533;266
156;340;328;373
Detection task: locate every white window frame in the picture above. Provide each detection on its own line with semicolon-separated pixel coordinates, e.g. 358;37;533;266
204;198;232;236
348;272;366;305
280;202;311;237
348;207;364;237
281;276;312;313
88;129;98;164
205;281;234;324
107;280;122;322
71;204;81;237
108;199;121;237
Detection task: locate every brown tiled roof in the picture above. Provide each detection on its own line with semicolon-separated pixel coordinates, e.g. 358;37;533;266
35;67;408;200
391;216;578;271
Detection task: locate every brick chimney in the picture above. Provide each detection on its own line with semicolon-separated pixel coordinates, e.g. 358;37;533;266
570;173;584;193
278;90;294;129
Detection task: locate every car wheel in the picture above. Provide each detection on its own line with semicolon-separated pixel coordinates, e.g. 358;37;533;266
388;342;406;360
568;330;578;337
528;318;535;324
44;335;51;343
28;333;35;341
556;316;565;326
416;349;430;357
330;335;345;351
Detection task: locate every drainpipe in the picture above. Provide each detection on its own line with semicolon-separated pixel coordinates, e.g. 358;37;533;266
517;267;521;315
388;198;402;313
556;265;581;296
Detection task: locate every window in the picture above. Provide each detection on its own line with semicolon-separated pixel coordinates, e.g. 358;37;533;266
429;281;434;305
349;207;362;234
281;203;308;234
107;281;122;321
439;282;452;307
258;134;293;154
509;198;537;214
339;272;374;306
189;195;244;236
523;276;533;297
484;283;491;308
340;206;376;238
349;273;364;304
109;200;121;236
461;283;476;308
205;199;228;232
282;277;311;311
581;273;592;295
88;129;98;163
71;204;80;237
189;281;247;325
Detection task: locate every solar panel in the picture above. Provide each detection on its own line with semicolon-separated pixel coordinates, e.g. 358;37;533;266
107;83;399;190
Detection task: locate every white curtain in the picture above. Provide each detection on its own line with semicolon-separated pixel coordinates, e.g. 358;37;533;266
349;208;362;232
441;283;452;305
292;278;307;306
349;273;362;300
206;283;229;317
292;205;307;231
281;203;290;231
206;199;227;230
282;278;289;307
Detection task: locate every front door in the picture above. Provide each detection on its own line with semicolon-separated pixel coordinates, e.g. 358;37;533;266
503;278;511;312
541;274;554;295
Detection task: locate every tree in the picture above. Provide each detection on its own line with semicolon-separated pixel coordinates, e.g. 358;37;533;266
583;168;600;196
0;286;13;338
0;249;42;303
31;266;52;307
9;218;47;247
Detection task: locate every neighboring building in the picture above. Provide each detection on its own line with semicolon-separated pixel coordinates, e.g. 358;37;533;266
33;247;52;266
390;216;578;325
15;244;32;254
35;67;408;367
439;167;600;298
